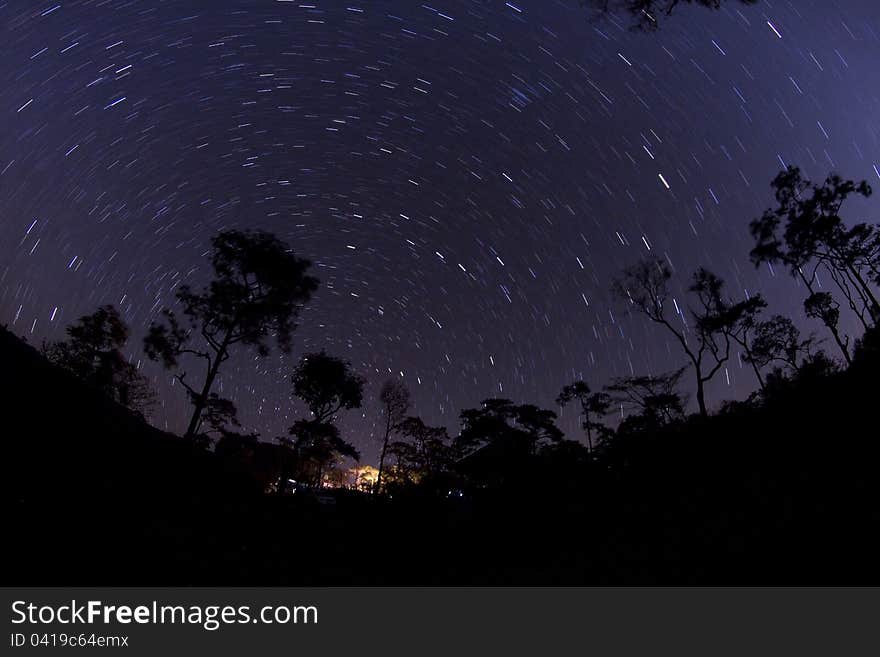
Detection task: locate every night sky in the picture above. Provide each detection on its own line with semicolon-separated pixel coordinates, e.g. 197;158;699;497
2;0;879;461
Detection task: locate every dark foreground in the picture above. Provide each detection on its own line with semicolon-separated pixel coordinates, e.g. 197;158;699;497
4;325;880;584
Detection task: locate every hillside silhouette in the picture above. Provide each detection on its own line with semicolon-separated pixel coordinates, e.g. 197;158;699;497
5;314;880;583
6;164;880;584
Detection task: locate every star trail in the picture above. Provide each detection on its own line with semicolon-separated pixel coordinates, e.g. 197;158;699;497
2;0;879;460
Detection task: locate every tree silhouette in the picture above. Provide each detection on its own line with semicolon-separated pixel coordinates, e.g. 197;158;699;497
289;419;359;487
287;350;364;487
375;379;410;494
144;230;318;440
385;439;419;488
45;304;155;416
457;399;562;488
386;416;452;489
726;296;771;390
514;404;564;445
596;368;687;469
612;260;762;416
606;367;686;428
750;167;877;363
557;381;611;457
584;0;757;30
742;315;816;387
197;393;242;446
292;350;364;423
458;399;563;455
803;292;849;364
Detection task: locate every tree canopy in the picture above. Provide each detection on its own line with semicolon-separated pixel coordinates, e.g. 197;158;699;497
145;229;318;440
45;305;155;417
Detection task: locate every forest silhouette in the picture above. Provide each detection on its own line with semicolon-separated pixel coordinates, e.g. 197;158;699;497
5;165;880;584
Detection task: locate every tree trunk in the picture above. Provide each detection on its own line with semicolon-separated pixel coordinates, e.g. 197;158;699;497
374;414;392;495
828;324;852;366
183;344;227;441
848;266;880;324
741;343;766;392
799;271;852;366
695;377;708;417
750;361;766;392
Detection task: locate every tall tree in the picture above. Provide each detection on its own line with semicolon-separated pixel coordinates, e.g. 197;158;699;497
726;296;769;390
557;381;610;457
803;292;850;365
144;230;318;440
600;369;687;469
291;350;364;424
612;260;762;416
288;351;364;487
45;304;155;416
750;167;877;362
375;379;410;495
